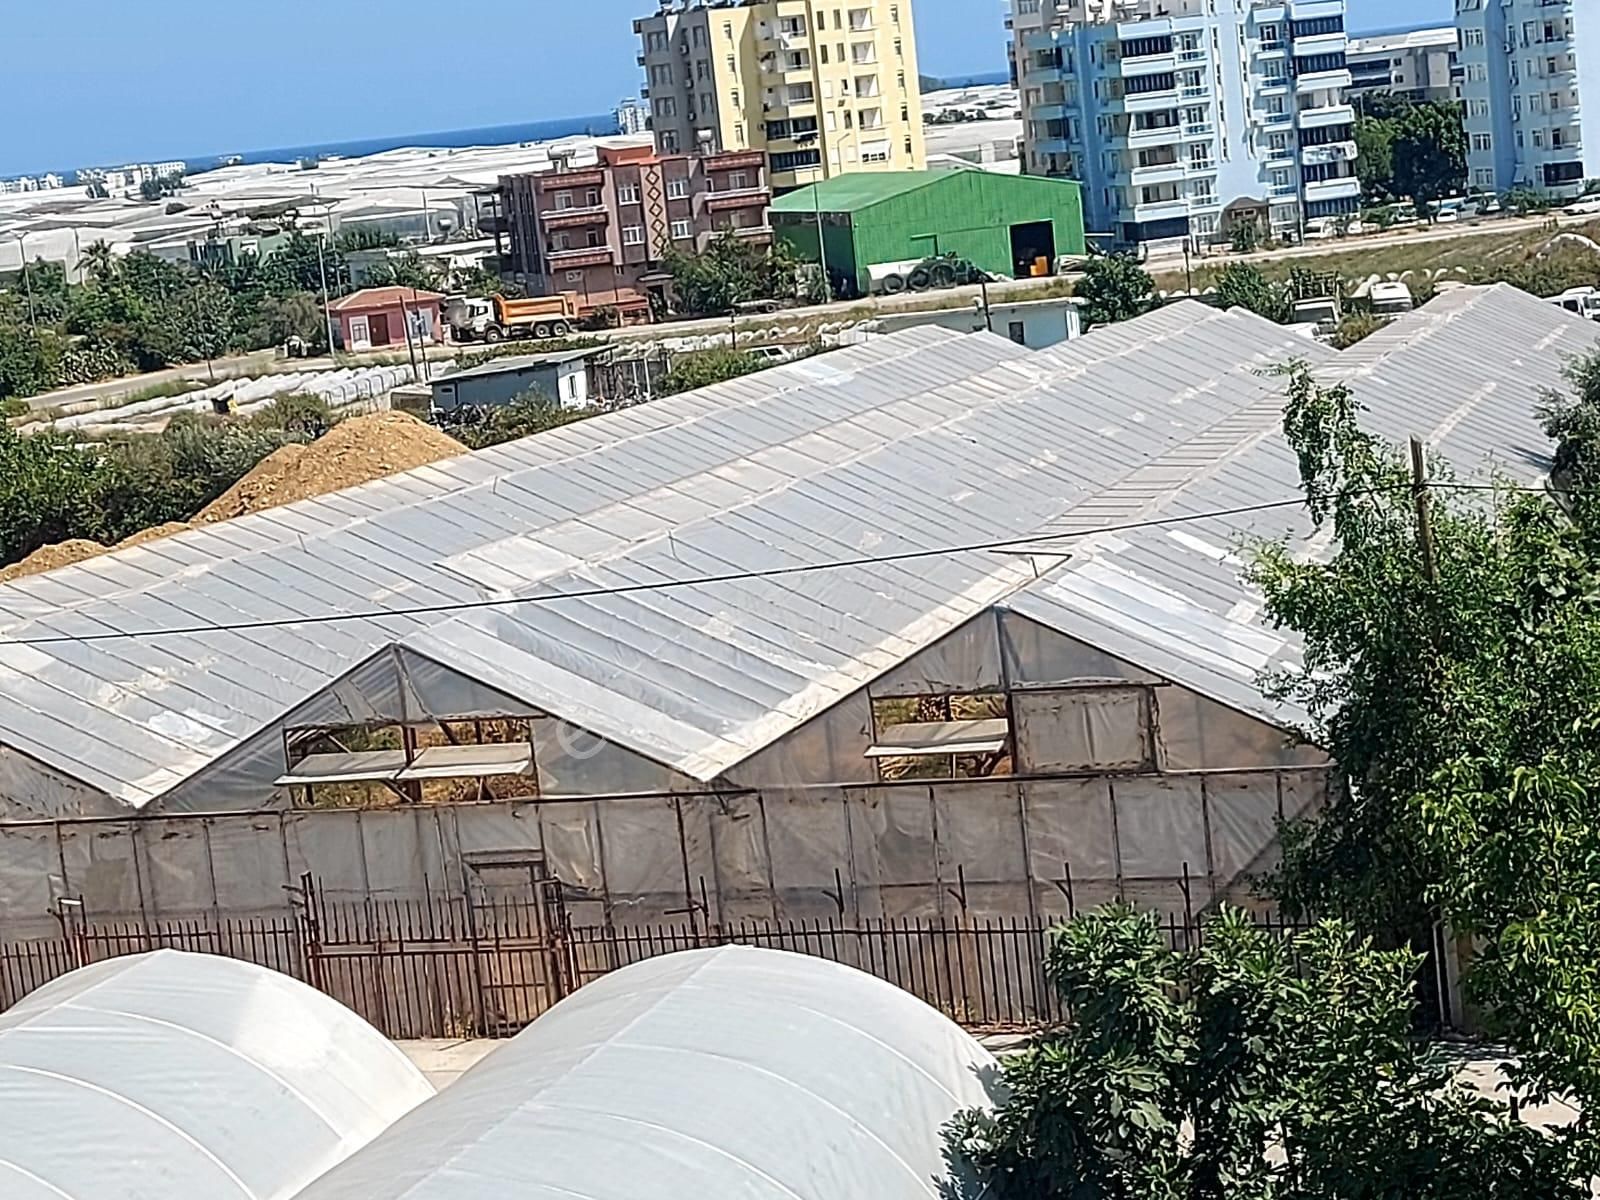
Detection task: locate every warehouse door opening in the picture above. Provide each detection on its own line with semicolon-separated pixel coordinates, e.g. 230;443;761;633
1010;221;1056;278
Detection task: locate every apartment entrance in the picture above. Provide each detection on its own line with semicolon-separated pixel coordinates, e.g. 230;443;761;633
1009;220;1056;277
368;312;392;346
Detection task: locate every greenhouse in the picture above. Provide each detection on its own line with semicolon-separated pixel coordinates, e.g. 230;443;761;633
0;950;434;1199
296;945;1001;1200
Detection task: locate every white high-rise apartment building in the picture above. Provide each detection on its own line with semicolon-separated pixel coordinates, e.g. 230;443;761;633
1457;0;1598;198
1011;0;1360;247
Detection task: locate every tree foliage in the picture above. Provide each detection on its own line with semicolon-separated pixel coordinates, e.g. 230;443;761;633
1392;102;1469;211
663;231;799;317
1250;356;1600;1133
431;390;594;450
1354;114;1397;202
657;347;768;396
954;904;1584;1200
1076;253;1156;327
1212;264;1289;323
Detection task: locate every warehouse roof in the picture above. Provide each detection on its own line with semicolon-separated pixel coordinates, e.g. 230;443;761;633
295;946;1000;1200
770;168;1079;215
0;287;1589;812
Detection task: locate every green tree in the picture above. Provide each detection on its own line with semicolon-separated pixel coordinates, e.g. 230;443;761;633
177;279;236;364
1075;252;1155;327
1250;360;1600;1130
1392;102;1468;213
0;325;64;402
0;425;116;561
954;905;1584;1200
657;347;768;396
663;231;799;317
1355;114;1398;201
1540;348;1600;507
243;291;326;351
262;232;346;298
79;240;116;286
1230;217;1263;255
1329;311;1387;348
1212;263;1289;322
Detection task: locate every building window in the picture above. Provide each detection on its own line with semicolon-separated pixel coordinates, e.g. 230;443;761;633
617;183;640;204
1258;23;1282;49
1470;132;1492;152
645;31;667;52
622;225;645;246
1007;320;1026;345
667;176;690;199
554;191;573;210
728;170;749;190
656;96;678;118
1462;28;1485;48
671;219;693;239
585;188;601;207
650;63;673;86
867;694;1013;782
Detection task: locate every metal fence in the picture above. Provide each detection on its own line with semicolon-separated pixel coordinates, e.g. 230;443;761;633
0;893;1313;1038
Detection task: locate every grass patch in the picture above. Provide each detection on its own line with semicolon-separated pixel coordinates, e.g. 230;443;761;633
1156;219;1600;296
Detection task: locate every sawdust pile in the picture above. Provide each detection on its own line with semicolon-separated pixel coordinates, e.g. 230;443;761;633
1;413;465;584
197;412;465;524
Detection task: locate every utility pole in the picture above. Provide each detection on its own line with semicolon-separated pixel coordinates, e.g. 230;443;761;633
408;284;427;384
1410;435;1438;583
316;231;339;360
397;291;421;385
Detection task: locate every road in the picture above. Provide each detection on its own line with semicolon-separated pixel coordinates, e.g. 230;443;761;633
18;209;1591;416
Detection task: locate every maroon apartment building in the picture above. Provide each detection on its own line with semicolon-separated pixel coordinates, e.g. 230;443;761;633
493;143;771;322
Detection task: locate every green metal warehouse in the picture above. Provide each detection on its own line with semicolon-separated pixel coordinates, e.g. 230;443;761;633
771;170;1086;299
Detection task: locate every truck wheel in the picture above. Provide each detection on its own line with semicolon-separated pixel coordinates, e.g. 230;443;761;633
551;321;570;337
882;273;906;293
484;326;504;344
534;322;552;339
908;267;933;291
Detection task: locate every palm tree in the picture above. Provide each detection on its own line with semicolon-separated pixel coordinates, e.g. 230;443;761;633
80;241;115;286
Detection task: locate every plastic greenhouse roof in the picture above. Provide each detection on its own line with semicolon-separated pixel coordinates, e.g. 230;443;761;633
0;950;434;1200
0;288;1590;812
294;945;1001;1200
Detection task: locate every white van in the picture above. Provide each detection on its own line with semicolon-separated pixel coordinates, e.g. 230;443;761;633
1369;282;1414;314
1550;287;1600;320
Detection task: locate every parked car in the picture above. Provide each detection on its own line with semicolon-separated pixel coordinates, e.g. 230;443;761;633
1549;286;1600;321
1563;195;1600;217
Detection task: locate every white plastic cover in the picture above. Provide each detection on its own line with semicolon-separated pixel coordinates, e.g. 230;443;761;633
296;945;1001;1200
0;950;435;1200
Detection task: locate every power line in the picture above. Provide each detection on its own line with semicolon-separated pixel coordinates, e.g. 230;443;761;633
0;478;1566;648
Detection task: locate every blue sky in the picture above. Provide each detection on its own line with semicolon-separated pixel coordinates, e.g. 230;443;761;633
5;0;1450;177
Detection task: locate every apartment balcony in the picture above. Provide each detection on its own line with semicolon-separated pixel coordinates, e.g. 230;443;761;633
1127;122;1182;147
707;150;767;171
538;169;606;191
545;246;616;267
1031;101;1072;121
1254;74;1291;94
1031;135;1075;156
1268;182;1299;199
1295;67;1353;92
1302;140;1357;166
706;187;772;212
1177;48;1208;66
1303;176;1362;202
1131;195;1190;222
1125;86;1181;114
541;207;610;230
1257;109;1295;129
1180;121;1217;140
1130;160;1187;186
1286;0;1343;18
1298;102;1355;128
1120;51;1178;77
732;224;773;241
1291;32;1347;58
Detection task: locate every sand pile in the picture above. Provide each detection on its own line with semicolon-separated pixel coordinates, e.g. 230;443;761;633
1;413;466;585
197;411;465;524
0;522;196;583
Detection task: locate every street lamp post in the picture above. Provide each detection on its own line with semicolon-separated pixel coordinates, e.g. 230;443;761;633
316;231;339;359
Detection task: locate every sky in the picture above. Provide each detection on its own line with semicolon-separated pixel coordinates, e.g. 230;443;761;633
5;0;1452;177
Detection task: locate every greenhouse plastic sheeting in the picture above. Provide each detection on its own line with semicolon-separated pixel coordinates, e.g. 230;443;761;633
0;950;434;1200
296;946;1001;1200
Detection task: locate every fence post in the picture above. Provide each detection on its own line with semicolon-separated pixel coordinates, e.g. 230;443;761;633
296;873;325;994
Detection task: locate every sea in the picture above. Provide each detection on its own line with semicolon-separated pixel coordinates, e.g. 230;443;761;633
8;115;622;182
189;115;622;172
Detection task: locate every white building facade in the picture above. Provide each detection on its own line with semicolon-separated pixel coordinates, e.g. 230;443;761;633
1012;0;1360;248
1347;26;1459;106
1457;0;1599;198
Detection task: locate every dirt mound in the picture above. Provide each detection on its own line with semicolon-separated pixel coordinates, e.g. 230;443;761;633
0;540;108;583
0;521;198;584
118;521;193;548
197;411;465;524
